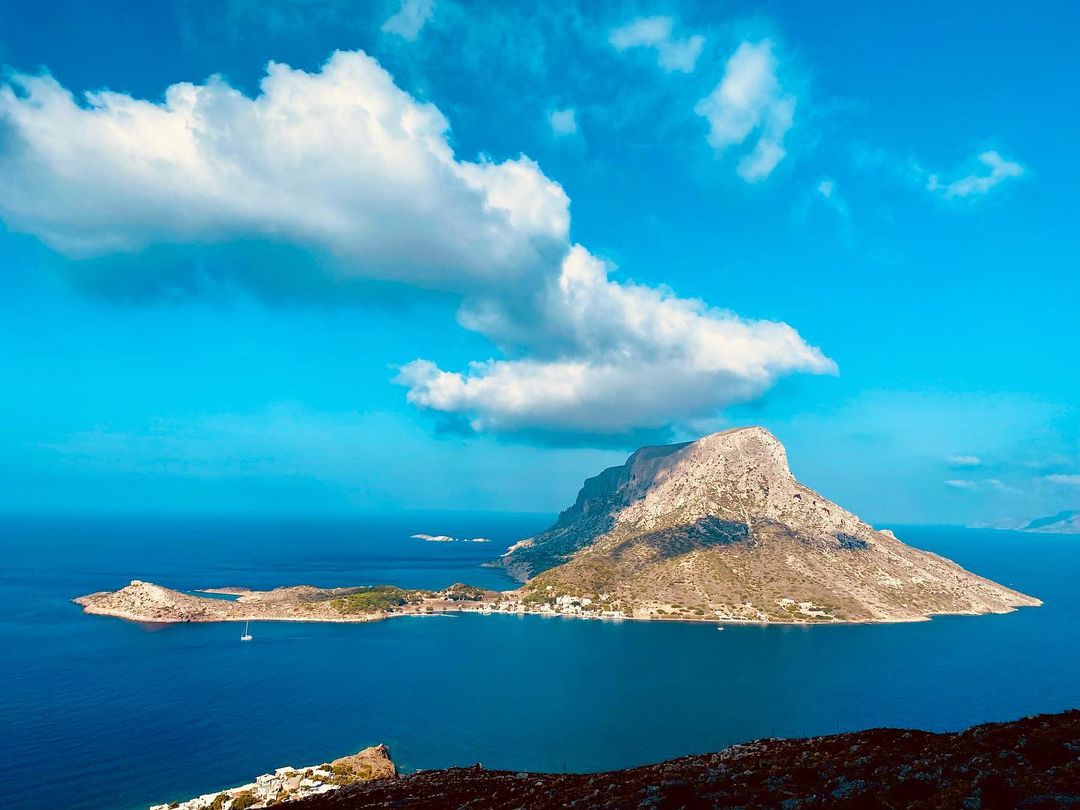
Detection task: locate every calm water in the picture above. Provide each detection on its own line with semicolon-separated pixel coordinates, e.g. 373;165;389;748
1;515;1078;810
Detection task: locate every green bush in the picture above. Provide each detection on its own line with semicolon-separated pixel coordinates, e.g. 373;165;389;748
444;583;486;601
231;790;257;810
330;586;420;614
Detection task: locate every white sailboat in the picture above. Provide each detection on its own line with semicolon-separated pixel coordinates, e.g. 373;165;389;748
240;621;253;642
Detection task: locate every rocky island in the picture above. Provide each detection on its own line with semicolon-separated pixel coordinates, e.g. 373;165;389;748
75;427;1040;626
1024;510;1080;534
501;427;1040;622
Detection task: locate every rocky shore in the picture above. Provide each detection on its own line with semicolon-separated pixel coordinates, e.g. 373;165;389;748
74;572;1037;627
74;580;520;624
150;745;395;809
288;711;1079;809
71;579;646;625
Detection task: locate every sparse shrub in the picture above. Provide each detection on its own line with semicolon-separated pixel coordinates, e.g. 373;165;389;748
231;790;257;810
330;586;418;613
444;583;486;601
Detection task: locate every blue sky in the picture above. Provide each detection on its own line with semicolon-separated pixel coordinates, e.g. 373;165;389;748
0;0;1077;525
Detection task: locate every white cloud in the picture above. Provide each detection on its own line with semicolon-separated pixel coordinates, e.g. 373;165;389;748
1046;474;1080;486
813;176;852;239
927;150;1024;198
945;477;1018;494
945;479;978;490
609;16;704;74
381;0;435;41
548;107;578;136
0;50;834;441
694;40;796;182
0;51;567;294
948;454;982;467
396;245;835;436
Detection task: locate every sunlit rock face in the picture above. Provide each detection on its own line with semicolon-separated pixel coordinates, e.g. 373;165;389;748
502;427;1041;623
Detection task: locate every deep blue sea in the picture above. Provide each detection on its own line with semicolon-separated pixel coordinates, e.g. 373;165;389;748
2;514;1078;810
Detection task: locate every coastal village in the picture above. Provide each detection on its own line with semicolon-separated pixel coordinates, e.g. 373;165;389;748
150;745;396;809
468;591;629;620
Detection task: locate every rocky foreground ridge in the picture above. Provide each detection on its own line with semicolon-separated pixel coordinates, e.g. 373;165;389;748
500;427;1041;622
75;427;1040;625
286;711;1080;810
151;745;395;809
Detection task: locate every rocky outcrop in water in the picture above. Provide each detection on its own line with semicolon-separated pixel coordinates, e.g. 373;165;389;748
501;427;1041;622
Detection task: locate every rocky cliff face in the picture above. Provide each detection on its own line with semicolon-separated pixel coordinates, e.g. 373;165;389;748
502;427;1041;622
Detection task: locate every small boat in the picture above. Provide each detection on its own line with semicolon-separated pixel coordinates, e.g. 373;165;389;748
716;626;725;631
240;621;253;642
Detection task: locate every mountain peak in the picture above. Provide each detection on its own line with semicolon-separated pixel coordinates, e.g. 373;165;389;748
685;425;793;477
498;429;1040;623
502;427;800;579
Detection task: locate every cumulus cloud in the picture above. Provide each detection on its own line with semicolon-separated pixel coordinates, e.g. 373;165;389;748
548;107;578;136
945;479;978;490
0;51;568;294
948;454;982;467
0;49;834;441
927;150;1024;198
694;40;795;182
381;0;435;41
396;245;835;436
609;16;704;74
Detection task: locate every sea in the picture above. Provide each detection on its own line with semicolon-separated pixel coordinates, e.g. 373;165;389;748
2;514;1078;810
